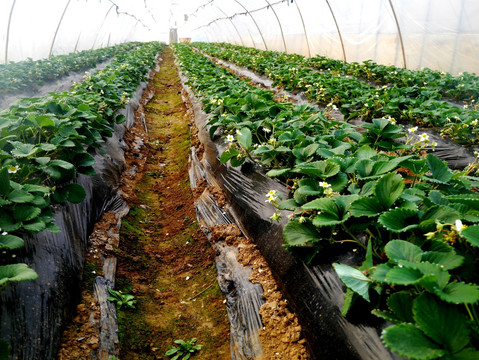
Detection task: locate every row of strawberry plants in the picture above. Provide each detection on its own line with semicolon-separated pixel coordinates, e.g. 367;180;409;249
306;56;478;104
210;42;479;105
195;42;479;148
174;43;479;359
0;42;140;95
0;41;163;289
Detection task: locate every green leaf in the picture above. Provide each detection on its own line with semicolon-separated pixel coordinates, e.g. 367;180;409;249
23;220;46;233
386;266;424;285
35;115;55;128
341;288;356;317
278;199;299;211
0;234;24;249
426;154;453;183
333;263;371;301
266;168;290;177
116;114;126;124
64;183;86;204
219;148;239;164
10;142;38;158
461;225;479;247
349;197;383;217
387;291;415;323
371;263;392;282
379;208;419;233
355;159;374;178
49;159;74;170
374;172;404;208
8;189;35;203
293;160;340;178
0;264;38;287
382;324;446;360
414;293;470;353
385;240;422;263
13;205;41;222
0;168;10;196
434;282;479;304
421;251;464;271
450;348;479;360
283;220;321;246
237;128;252;148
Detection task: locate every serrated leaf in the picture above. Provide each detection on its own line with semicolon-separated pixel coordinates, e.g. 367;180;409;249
387;291;415;323
283;220;320;246
278;199;298;211
13;205;41;222
386;267;424;285
461;225;479;247
333;263;371;301
266;168;290;177
434;282;479;304
0;264;38;286
8;189;35;203
421;251;464;270
349;197;383;217
385;240;422;263
414;293;469;353
220;148;239;164
379;208;419;233
341;288;356;317
382;324;446;360
10;142;38;158
237;128;252;148
426;154;453;183
23;220;46;233
49;159;74;170
0;234;24;249
371;263;393;282
374;172;404;208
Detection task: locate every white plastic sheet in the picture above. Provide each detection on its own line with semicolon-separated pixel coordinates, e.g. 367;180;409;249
0;1;478;80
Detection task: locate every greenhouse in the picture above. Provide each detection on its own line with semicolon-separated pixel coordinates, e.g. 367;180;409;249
1;0;479;359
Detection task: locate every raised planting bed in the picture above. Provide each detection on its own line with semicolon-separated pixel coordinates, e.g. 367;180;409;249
174;43;479;360
0;41;163;359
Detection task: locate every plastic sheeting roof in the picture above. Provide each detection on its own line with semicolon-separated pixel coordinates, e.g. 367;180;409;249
1;0;478;74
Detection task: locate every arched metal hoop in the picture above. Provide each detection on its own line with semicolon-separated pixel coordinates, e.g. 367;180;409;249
233;0;268;50
325;0;346;62
294;0;311;57
264;0;287;52
215;5;246;47
91;4;115;50
49;0;72;58
388;0;407;68
5;0;16;64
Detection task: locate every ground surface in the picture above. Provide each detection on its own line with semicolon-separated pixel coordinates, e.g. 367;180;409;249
57;46;310;360
114;46;231;360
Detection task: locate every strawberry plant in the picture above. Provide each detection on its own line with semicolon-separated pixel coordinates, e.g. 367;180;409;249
174;43;479;359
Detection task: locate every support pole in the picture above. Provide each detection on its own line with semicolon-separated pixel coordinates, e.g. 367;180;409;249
325;0;346;61
49;0;72;58
5;0;16;64
215;5;245;47
233;0;268;50
294;0;311;57
388;0;407;68
264;0;287;53
92;4;115;50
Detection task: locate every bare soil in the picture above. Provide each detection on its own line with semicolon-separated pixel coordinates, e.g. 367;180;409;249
58;46;310;360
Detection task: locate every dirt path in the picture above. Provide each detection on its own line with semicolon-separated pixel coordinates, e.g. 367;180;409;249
114;46;230;359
